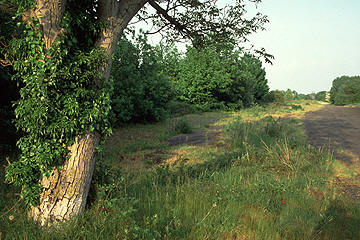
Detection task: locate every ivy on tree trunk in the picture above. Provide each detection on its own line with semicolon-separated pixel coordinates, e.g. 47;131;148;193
1;0;270;226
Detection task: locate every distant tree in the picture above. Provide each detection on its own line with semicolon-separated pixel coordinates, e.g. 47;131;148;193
325;92;331;102
176;44;270;110
329;76;352;103
315;91;327;101
330;76;360;105
333;78;360;105
154;42;181;83
176;44;232;110
229;53;270;107
269;90;285;103
284;88;295;100
292;90;298;99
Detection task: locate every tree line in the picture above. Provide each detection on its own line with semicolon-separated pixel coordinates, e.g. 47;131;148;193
330;75;360;105
110;33;271;125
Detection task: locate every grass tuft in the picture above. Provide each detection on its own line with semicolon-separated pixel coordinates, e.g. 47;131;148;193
1;100;360;239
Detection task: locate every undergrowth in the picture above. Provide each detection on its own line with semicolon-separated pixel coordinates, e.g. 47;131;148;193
1;101;360;239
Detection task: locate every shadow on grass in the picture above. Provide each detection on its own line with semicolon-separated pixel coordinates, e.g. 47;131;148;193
314;199;360;239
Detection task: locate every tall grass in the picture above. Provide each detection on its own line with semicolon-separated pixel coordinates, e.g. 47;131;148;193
1;102;360;239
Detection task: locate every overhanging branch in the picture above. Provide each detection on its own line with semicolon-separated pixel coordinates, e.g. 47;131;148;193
148;0;198;40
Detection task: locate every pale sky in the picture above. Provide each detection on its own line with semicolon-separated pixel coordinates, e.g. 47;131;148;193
137;0;360;94
230;0;360;93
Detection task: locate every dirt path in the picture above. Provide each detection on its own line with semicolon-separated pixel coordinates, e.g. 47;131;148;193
303;104;360;200
168;126;222;146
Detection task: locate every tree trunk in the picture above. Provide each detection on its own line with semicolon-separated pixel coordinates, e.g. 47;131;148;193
28;0;147;226
31;132;100;226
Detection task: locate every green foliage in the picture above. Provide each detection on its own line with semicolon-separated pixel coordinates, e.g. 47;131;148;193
269;90;285;103
169;118;193;135
175;44;270;110
110;34;173;124
167;100;199;117
4;5;112;205
153;42;181;83
330;76;360;105
290;104;304;111
284;88;295;100
330;76;351;104
229;53;270;107
295;93;311;100
315;91;327;101
176;45;232;110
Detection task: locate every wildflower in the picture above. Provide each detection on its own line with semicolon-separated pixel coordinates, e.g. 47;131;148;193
281;200;286;205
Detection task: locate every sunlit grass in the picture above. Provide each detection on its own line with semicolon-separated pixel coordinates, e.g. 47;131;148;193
2;100;360;239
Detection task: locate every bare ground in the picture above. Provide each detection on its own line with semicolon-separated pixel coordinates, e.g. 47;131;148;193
168;126;222;146
303;104;360;200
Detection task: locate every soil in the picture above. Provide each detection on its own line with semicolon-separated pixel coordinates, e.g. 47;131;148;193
303;104;360;200
168;126;222;146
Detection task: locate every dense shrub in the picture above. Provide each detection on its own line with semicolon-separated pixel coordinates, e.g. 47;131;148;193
269;90;285;103
315;91;327;101
176;45;232;110
153;43;181;83
330;76;360;105
111;34;173;124
295;93;311;100
175;44;270;110
167;100;199;117
229;53;270;107
284;88;295;100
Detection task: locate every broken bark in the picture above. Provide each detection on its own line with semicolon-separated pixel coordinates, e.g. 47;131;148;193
31;132;100;226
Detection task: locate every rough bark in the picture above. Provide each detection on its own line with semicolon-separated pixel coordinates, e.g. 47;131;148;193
29;0;147;226
23;0;67;50
31;132;100;226
96;0;148;79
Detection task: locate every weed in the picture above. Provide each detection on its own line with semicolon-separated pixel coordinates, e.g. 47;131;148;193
169;118;193;135
2;101;359;239
291;104;304;111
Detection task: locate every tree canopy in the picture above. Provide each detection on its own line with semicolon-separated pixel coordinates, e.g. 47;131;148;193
0;0;273;225
330;76;360;105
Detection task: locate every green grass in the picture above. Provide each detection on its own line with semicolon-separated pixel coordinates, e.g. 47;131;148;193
346;102;360;107
1;100;360;239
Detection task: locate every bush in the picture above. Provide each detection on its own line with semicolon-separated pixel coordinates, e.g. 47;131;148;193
315;91;327;101
111;34;173;124
176;45;232;110
330;76;360;105
171;118;193;134
284;88;295;100
269;90;285;103
167;100;199;117
291;104;304;111
331;77;360;105
175;44;270;110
